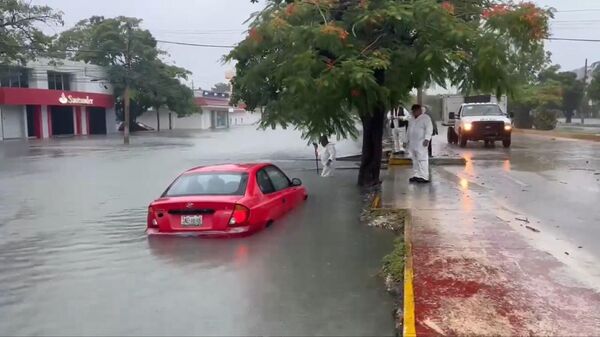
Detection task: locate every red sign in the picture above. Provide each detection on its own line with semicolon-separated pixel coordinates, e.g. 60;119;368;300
0;87;114;108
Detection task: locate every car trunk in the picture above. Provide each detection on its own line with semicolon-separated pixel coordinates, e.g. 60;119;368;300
151;196;241;232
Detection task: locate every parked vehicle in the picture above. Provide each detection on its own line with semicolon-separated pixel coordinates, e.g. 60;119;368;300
447;103;513;148
146;163;308;236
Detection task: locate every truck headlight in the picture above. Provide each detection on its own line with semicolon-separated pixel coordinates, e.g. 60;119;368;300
504;124;512;131
463;123;473;131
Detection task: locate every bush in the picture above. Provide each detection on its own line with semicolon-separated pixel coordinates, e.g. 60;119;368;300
533;109;559;130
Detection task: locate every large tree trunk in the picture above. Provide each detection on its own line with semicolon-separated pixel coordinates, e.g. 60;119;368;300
358;105;385;187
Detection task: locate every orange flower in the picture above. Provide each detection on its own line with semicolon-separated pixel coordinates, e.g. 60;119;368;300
248;27;263;43
285;3;296;16
441;1;455;15
320;23;350;41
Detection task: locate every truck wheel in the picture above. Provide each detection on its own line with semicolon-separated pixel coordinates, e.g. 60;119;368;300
447;128;454;144
459;131;467;148
503;138;511;148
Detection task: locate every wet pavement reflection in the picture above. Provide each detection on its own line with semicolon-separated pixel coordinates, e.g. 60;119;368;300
0;127;395;336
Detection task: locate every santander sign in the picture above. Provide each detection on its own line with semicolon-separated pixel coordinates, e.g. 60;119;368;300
58;92;94;105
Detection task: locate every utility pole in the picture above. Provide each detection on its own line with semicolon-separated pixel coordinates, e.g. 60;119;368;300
123;23;132;145
581;58;588;124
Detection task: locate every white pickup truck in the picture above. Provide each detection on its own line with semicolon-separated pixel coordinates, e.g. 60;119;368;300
447;103;513;148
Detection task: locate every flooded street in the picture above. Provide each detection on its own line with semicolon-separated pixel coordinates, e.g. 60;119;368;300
0;127;395;336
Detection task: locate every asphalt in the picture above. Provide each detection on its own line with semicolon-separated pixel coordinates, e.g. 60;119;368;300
0;127;395;336
382;126;600;335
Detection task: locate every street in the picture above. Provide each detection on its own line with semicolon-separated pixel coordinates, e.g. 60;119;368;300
0;127;395;336
383;126;600;335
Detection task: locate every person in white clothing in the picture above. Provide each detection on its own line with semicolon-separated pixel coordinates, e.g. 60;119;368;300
319;135;336;177
405;104;433;183
388;106;408;154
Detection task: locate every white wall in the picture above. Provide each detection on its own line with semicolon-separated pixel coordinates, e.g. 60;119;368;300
229;110;261;126
137;109;211;130
26;58;113;94
175;111;210;129
105;107;117;134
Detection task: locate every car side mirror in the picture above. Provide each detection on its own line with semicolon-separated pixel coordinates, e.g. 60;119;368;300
449;112;456;120
291;178;302;187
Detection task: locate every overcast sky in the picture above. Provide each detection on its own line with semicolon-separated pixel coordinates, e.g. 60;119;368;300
31;0;600;90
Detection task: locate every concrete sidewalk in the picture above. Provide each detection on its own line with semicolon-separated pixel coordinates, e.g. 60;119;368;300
382;166;600;336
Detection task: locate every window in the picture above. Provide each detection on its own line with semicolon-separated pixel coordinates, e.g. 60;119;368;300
0;66;29;88
461;104;504;117
256;169;275;194
47;71;71;90
265;166;291;191
164;173;248;196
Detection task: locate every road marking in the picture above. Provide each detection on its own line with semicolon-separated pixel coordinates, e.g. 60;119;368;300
404;211;417;337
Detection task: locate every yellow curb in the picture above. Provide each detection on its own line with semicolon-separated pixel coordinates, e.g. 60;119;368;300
403;210;416;337
389;158;413;166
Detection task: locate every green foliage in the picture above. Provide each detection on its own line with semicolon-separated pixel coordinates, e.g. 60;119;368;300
211;82;231;93
533;108;558;130
382;237;405;283
0;0;63;64
589;70;600;104
55;16;196;120
510;64;584;128
228;0;552;141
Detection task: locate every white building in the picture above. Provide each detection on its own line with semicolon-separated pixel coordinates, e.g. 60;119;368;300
137;90;260;130
0;58;117;141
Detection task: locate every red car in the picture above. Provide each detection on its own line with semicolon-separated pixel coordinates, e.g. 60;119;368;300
146;163;308;236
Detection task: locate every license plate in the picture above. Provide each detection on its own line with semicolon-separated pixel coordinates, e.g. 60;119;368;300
181;215;202;226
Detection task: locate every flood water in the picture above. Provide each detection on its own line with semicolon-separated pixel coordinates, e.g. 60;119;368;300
0;127;395;336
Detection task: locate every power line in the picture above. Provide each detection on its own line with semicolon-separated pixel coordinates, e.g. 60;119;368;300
555;9;600;13
547;37;600;43
155;40;235;48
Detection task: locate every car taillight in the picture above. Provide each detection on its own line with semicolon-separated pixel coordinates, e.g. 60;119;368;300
147;206;158;228
229;204;250;226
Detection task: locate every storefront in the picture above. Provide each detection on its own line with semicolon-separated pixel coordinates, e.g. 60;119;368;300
0;87;115;140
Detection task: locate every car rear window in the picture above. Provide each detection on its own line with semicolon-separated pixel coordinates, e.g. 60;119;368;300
164;172;248;196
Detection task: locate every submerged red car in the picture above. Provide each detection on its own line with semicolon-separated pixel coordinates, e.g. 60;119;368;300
146;163;308;236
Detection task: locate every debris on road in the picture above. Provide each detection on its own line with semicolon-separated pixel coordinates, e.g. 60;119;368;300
361;208;406;232
515;217;530;223
525;225;540;233
565;252;570;256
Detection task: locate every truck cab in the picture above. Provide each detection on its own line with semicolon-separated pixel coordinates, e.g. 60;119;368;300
447;103;513;148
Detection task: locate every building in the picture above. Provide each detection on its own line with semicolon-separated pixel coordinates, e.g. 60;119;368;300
0;59;116;141
137;89;260;130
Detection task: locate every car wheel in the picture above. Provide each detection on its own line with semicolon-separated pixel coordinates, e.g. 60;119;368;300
503;138;511;148
459;131;467;148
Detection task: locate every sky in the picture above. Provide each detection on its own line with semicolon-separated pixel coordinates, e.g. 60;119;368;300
30;0;600;90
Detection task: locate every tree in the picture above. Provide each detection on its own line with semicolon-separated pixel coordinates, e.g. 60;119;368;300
211;82;231;94
228;0;552;186
0;0;63;64
538;65;584;123
56;16;196;141
588;69;600;107
135;60;197;131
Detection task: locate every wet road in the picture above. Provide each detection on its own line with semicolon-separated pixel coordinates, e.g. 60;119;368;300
0;127;395;336
434;127;600;262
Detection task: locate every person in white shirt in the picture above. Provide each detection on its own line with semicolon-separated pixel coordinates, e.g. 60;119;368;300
388;106;408;154
319;135;336;177
405;104;434;183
